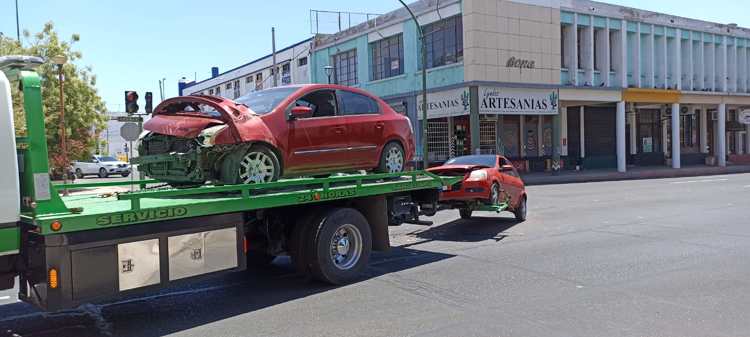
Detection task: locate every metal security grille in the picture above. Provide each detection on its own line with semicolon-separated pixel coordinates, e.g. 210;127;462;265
479;120;497;154
427;120;449;162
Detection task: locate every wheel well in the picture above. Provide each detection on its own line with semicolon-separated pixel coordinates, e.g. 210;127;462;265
379;139;404;158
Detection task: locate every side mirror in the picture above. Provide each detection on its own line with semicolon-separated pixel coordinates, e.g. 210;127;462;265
500;164;514;172
290;106;313;120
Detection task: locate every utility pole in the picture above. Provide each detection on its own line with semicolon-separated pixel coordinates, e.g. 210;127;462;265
15;0;21;42
272;27;278;88
398;0;428;169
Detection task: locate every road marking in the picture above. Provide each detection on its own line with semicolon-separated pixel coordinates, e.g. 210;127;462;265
671;178;728;184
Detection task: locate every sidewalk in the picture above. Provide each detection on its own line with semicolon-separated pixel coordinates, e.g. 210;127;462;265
521;164;750;186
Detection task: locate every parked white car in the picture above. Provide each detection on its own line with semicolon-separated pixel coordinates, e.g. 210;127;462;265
73;155;131;178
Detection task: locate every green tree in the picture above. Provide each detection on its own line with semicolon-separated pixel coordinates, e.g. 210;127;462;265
0;22;107;170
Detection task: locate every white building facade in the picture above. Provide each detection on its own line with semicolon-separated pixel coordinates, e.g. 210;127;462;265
180;38;313;99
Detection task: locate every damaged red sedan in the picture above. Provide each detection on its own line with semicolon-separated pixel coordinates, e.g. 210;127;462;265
134;84;415;186
427;155;527;221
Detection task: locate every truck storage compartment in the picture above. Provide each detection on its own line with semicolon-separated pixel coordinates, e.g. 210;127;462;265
20;213;246;311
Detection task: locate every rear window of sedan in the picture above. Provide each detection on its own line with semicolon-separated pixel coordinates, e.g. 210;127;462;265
234;87;299;114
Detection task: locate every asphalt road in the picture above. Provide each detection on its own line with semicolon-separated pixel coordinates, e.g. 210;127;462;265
2;174;750;337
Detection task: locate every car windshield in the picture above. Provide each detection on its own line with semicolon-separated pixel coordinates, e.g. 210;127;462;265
98;156;118;162
444;155;496;167
234;87;299;114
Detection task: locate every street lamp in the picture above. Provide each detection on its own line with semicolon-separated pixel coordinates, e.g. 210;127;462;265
51;54;69;195
324;65;334;84
397;0;428;170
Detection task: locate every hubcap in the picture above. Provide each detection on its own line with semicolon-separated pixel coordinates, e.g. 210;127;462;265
239;151;275;184
329;224;363;270
385;146;404;173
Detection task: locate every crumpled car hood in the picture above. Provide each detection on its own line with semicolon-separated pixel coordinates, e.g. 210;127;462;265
144;114;224;138
427;164;488;176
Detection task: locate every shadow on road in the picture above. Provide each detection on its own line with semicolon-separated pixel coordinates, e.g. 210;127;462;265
0;247;454;337
408;214;523;245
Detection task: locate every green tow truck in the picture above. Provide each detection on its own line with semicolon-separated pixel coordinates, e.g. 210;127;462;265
0;56;472;311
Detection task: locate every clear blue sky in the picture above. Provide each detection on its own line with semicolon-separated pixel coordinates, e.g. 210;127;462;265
1;0;749;112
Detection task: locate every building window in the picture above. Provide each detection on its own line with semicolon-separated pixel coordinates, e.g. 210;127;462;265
577;26;584;70
282;63;291;85
233;80;240;98
680;113;697;148
561;25;569;69
246;76;253;84
371;34;404;81
215;86;221;96
593;30;600;71
609;30;617;72
298;57;308;66
256;73;263;90
422;15;463;69
332;49;358;86
225;83;232;90
209;89;214;95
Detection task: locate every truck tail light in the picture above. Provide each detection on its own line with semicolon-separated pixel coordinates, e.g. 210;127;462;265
243;237;248;254
50;220;62;232
49;268;59;289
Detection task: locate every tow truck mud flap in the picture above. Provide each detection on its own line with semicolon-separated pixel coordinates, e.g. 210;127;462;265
21;213;246;311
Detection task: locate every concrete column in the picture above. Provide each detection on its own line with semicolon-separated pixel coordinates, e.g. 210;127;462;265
537;116;544;157
580;106;586;158
552;113;562;173
519;116;525;157
629;106;637;155
570;15;579;85
469;86;481;155
700;106;709;153
718;103;727;166
746;123;750;155
675;29;682;90
635;25;642;87
671;103;681;168
616;101;627;172
604;21;611;87
561;106;569;156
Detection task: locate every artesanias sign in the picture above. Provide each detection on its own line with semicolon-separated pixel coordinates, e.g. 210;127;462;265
417;87;471;120
479;87;559;115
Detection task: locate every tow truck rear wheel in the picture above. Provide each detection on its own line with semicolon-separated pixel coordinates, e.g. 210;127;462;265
308;208;372;285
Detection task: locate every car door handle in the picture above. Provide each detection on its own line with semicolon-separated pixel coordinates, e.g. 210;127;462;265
375;122;384;129
333;126;345;134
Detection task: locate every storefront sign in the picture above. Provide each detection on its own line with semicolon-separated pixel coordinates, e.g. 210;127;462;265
740;110;750;125
417;87;471;120
506;57;535;69
479;87;559;115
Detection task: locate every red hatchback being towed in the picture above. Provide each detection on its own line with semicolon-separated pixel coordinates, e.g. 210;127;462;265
135;84;415;186
427;155;527;221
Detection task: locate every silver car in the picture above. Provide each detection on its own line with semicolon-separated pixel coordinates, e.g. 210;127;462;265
73;155;131;178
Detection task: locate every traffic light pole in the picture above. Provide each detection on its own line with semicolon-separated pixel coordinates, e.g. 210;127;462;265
398;0;428;170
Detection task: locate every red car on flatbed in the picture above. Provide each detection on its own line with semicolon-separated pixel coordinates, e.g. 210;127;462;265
428;155;527;221
136;84;415;187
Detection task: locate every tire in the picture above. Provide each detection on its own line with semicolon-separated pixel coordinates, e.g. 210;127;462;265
224;144;281;184
308;208;372;285
98;168;108;179
376;142;405;174
289;211;321;277
121;172;131;178
514;196;528;222
459;208;473;219
489;182;501;205
75;168;84;179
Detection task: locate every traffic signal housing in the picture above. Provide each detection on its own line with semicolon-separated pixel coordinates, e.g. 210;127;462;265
125;91;139;114
145;92;153;114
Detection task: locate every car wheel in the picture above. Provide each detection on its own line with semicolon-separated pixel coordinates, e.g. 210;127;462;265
98;168;108;178
514;197;527;222
376;142;405;173
459;208;473;219
237;145;281;184
75;169;84;179
489;182;501;205
121;172;131;178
